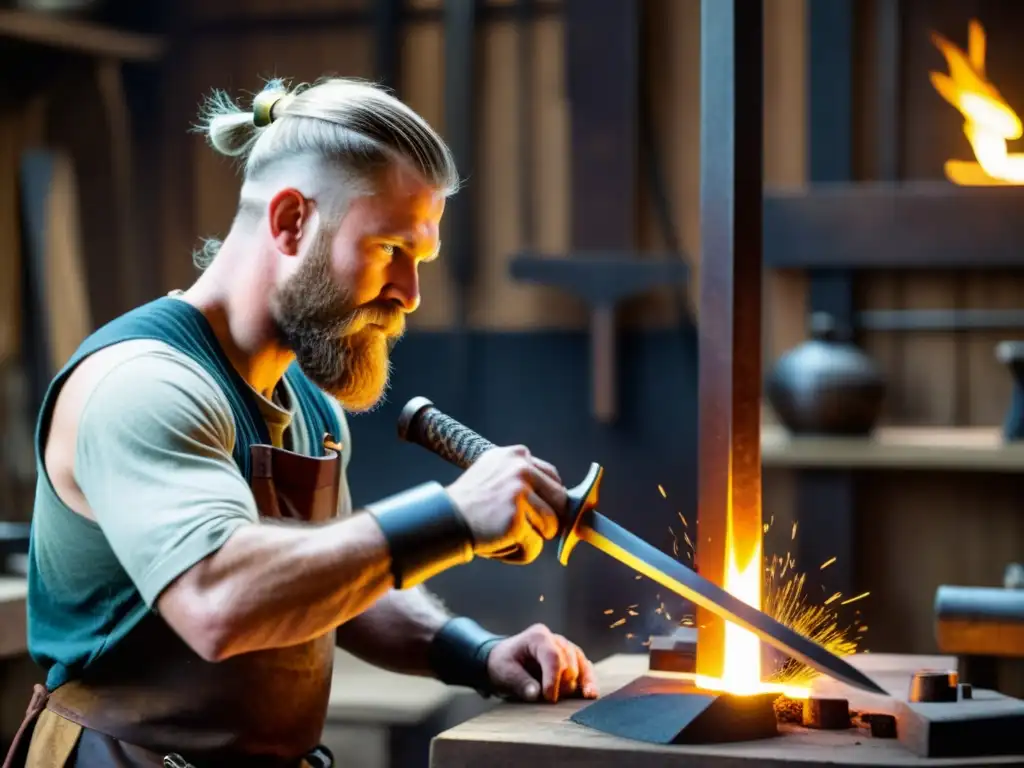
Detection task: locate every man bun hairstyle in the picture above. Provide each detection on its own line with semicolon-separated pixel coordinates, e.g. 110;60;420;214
192;77;460;268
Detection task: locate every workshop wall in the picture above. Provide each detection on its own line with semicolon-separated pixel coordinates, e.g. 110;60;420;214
130;0;1024;659
145;0;810;660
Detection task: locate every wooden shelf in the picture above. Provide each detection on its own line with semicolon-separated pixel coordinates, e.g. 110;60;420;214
762;425;1024;472
0;9;164;61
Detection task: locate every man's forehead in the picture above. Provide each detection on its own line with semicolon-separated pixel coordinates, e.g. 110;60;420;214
350;177;444;232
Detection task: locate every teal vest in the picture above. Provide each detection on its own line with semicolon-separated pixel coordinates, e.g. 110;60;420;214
26;297;342;689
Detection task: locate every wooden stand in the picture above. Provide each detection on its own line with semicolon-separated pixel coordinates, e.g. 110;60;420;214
429;654;1024;767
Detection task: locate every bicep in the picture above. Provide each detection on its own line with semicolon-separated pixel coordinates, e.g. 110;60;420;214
74;353;259;606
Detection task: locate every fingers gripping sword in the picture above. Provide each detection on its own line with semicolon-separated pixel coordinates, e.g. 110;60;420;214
396;396;887;697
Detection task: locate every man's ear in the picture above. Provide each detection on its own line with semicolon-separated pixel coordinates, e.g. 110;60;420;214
267;188;311;257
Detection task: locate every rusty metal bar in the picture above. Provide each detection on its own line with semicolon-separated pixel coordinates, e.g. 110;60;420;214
695;0;764;681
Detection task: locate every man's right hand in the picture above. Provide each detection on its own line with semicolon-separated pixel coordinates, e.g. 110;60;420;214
444;445;567;565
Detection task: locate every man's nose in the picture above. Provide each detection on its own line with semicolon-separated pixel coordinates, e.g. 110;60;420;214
380;262;420;312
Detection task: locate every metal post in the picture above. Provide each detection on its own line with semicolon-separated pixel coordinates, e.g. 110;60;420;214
695;0;764;680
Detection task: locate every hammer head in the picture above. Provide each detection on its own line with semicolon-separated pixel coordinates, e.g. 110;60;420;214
556;462;604;566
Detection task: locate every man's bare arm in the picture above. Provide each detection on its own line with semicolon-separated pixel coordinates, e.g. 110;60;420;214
158;514;394;661
67;349;472;663
334;585;453;676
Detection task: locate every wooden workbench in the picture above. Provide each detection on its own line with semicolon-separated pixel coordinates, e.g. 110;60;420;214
0;577;27;660
429;654;1024;767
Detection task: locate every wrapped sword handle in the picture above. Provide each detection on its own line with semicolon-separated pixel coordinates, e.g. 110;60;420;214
398;397;528;562
397;397;496;469
396;396;604;567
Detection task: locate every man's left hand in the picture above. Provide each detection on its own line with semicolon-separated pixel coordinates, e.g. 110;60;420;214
486;623;599;703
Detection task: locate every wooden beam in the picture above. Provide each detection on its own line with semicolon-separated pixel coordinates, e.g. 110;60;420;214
0;9;163;61
764;184;1024;269
189;2;564;36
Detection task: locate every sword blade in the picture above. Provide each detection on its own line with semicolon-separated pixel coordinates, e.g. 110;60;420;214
580;509;888;696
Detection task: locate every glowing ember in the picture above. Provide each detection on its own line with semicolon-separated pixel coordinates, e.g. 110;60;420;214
840;591;870;606
931;19;1024;185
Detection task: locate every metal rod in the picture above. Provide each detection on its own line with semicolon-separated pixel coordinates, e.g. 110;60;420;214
857;309;1024;332
373;0;403;92
442;0;477;409
695;0;764;681
516;0;535;250
590;306;616;423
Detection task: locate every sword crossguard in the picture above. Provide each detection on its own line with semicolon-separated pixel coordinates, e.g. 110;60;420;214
557;462;603;565
396;396;605;565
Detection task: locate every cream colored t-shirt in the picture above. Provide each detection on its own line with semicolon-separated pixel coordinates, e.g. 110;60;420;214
35;338;352;608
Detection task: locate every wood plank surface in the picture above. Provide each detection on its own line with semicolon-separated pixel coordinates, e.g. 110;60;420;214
761;425;1024;471
430;654;1024;767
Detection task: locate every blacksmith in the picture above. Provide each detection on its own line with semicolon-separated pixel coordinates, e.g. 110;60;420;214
3;77;598;768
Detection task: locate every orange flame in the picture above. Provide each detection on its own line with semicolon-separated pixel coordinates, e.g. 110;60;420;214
931;19;1024;185
691;481;811;700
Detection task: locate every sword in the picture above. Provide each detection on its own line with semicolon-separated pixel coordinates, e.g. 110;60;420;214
397;397;888;697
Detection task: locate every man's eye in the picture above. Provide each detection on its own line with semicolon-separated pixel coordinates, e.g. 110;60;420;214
379;244;396;257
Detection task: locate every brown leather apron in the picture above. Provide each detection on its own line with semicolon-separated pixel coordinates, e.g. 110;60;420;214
3;442;342;768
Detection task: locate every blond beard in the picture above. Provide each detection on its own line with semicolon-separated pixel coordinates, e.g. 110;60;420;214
271;228;404;412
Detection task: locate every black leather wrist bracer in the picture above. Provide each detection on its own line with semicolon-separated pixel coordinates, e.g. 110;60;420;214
428;616;505;696
367;482;474;589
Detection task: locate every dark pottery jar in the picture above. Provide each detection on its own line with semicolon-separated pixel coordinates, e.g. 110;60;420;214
766;313;886;436
995;341;1024;441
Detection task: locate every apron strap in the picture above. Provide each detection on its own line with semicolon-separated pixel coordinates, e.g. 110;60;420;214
2;685;53;768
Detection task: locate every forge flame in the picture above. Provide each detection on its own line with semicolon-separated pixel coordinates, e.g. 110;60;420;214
931;19;1024;185
694;520;763;694
693;527;810;701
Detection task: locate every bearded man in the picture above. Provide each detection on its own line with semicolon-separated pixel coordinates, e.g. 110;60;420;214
2;78;598;768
